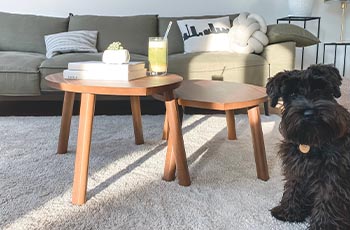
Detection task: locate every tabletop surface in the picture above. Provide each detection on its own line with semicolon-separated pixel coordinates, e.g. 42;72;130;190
175;80;268;110
45;73;183;96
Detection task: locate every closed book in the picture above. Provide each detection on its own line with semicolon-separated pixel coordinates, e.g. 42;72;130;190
63;68;147;81
68;61;145;72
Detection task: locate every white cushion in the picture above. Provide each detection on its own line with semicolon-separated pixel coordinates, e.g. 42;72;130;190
44;30;98;58
248;13;267;33
252;31;269;46
230;22;260;46
228;12;268;54
177;16;231;53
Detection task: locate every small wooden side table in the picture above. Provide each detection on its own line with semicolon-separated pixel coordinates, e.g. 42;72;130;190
158;80;269;181
322;42;349;76
45;73;190;205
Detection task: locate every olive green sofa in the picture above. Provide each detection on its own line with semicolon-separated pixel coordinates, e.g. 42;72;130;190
0;11;319;101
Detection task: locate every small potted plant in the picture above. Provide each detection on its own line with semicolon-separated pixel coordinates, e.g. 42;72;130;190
102;41;130;64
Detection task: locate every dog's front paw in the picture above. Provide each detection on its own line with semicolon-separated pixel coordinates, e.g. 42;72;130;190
270;205;307;222
309;217;350;230
309;223;348;230
270;205;289;221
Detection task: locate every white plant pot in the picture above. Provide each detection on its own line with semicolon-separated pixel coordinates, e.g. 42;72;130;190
102;49;130;64
288;0;315;17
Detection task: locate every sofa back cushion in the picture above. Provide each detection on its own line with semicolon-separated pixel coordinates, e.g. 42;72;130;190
68;15;158;55
0;12;69;54
158;14;239;55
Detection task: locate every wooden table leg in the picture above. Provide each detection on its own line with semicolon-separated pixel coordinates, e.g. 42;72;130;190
162;111;169;140
162;104;184;180
162;103;183;141
247;106;269;181
130;96;144;145
163;91;190;186
163;133;176;181
57;92;75;154
72;93;96;205
225;110;237;140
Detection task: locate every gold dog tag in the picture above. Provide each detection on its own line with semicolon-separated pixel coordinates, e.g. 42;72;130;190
299;144;310;154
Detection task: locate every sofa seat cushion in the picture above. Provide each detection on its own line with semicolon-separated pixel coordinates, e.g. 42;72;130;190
168;51;269;86
40;53;148;91
0;52;45;96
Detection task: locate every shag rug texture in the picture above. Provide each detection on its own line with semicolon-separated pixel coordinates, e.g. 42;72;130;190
0;113;313;229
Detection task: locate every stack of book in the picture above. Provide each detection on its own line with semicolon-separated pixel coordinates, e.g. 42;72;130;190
63;61;147;81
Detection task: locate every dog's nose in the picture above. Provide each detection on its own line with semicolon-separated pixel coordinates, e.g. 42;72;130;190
303;109;314;118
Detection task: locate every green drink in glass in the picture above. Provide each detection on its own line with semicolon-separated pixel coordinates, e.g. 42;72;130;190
148;37;168;76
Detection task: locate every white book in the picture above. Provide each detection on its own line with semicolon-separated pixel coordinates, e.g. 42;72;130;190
68;61;145;72
63;68;147;81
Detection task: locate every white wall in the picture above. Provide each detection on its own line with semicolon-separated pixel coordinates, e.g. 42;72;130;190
1;0;350;75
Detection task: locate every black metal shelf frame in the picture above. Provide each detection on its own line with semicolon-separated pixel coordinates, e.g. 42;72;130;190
323;42;349;76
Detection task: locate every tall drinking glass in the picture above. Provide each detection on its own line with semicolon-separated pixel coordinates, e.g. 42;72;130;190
148;37;168;76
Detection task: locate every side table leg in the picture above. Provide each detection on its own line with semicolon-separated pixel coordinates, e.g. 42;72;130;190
225;110;237;140
72;93;96;205
162;103;183;140
247;106;269;181
162;104;184;180
130;96;144;145
162;111;169;140
57;92;75;154
164;91;190;186
163;134;176;181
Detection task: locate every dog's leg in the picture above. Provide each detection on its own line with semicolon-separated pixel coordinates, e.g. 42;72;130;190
271;178;312;222
308;182;350;230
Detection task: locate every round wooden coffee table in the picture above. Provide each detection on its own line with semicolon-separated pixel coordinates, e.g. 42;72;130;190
45;73;190;205
161;80;269;181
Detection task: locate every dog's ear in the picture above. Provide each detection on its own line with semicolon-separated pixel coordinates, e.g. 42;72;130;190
326;65;342;98
266;71;291;107
307;64;342;98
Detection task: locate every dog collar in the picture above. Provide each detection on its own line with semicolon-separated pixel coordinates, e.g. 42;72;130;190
299;144;310;154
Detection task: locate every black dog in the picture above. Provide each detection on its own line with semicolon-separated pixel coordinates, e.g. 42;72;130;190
266;64;350;229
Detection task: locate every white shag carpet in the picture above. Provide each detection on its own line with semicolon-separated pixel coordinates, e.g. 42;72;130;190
0;114;309;230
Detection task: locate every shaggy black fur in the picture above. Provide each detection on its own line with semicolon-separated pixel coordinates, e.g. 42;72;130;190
266;64;350;230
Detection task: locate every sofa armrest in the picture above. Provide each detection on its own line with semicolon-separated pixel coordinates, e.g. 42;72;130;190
260;41;296;77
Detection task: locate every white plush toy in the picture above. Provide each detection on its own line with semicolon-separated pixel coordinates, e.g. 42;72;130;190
228;12;269;54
